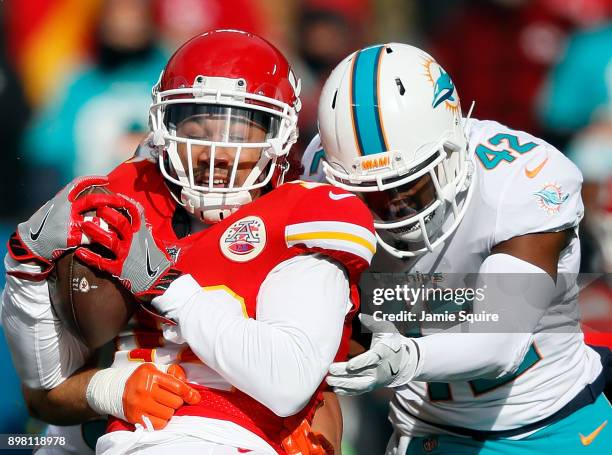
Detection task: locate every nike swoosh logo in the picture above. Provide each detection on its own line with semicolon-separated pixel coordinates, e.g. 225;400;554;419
29;204;54;241
579;420;607;446
145;240;159;278
389;363;399;376
525;157;548;178
329;191;356;201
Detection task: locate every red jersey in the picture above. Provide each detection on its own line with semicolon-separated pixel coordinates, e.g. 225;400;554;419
105;159;376;451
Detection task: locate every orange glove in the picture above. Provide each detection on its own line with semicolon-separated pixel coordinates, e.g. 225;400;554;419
86;363;201;430
282;419;335;455
123;364;201;429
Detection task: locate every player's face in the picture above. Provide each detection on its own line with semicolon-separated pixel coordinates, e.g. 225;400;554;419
167;105;280;196
362;173;437;223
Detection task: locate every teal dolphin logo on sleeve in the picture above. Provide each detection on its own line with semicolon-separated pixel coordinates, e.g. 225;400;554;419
534;183;569;214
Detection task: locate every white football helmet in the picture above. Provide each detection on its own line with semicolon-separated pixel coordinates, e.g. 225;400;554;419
149;30;300;224
318;43;475;257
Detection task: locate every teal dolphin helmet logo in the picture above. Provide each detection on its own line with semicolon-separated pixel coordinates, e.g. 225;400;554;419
422;56;460;114
432;67;455;108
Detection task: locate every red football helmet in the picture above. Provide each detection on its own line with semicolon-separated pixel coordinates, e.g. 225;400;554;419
149;29;301;223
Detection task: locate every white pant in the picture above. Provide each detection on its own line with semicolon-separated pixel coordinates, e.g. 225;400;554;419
98;438;269;454
34;422;100;455
96;416;276;455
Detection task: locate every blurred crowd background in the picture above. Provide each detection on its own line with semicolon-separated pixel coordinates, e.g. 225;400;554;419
0;0;611;453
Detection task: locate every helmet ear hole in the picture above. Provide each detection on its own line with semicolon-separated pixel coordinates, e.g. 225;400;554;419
395;78;406;96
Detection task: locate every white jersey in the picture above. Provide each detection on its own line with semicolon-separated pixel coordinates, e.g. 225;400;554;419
301;119;603;435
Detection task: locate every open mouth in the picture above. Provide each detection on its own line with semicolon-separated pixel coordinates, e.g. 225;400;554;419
198;172;230;188
212;178;228;187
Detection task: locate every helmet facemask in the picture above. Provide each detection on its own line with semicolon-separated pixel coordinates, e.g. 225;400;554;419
323;138;475;257
150;74;298;224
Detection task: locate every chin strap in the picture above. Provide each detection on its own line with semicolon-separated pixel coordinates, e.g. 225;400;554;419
181;187;252;224
275;158;290;186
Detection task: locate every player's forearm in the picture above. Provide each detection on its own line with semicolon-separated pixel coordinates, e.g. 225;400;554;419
22;367;101;425
2;256;92;389
155;255;350;416
411;332;533;382
3;256;100;424
412;254;556;382
176;289;331;416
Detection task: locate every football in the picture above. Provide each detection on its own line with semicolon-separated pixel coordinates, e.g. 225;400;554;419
48;249;136;349
47;186;136;349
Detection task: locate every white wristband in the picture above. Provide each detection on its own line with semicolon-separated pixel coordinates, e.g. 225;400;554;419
85;363;171;420
86;364;138;420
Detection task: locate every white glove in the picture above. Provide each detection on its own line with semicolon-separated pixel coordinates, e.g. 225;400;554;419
326;314;420;395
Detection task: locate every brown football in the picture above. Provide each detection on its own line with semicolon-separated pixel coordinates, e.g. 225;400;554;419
47;186;136;349
48;250;136;349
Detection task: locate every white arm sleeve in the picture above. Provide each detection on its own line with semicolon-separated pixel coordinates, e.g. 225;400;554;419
1;254;91;389
412;253;555;382
154;253;350;417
